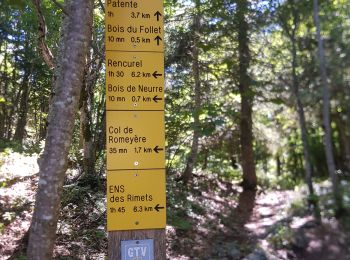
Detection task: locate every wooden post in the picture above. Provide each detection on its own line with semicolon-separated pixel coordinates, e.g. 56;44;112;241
105;1;166;259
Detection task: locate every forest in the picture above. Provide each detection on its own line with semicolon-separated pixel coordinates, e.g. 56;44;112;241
0;0;350;259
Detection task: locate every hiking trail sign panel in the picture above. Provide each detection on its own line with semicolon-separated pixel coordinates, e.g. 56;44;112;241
106;0;165;231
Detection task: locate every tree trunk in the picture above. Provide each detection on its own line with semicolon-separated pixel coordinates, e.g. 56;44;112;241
0;45;8;139
335;116;350;172
5;57;20;140
80;80;96;178
183;1;201;185
26;0;94;258
95;104;106;159
38;96;47;140
276;155;282;176
6;29;23;140
6;82;21;140
13;65;32;144
287;0;315;204
313;0;344;215
80;37;104;180
237;0;257;190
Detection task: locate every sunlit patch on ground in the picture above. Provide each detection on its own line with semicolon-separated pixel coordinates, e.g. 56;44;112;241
245;190;295;238
0;151;39;259
0;151;39;181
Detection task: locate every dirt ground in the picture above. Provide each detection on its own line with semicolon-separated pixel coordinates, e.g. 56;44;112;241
1;152;349;259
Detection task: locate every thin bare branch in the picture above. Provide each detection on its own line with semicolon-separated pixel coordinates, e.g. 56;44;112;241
31;0;55;70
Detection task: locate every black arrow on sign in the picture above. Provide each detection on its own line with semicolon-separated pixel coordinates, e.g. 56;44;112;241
152;71;163;79
153;95;163;103
153;146;164;153
154;204;165;212
154;11;162;21
154;35;162;46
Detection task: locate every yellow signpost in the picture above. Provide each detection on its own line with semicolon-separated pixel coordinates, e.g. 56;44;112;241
107;111;165;170
106;0;166;258
107;170;166;231
106;52;164;111
106;0;164;52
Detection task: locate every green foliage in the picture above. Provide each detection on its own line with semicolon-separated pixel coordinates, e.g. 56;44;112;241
0;222;4;234
2;211;15;222
168;212;192;231
268;224;294;250
0;141;23;153
341;212;350;230
82;229;106;245
3;0;26;9
309;128;328;177
61;185;92;207
1;0;348;197
0;180;6;188
288;198;309;217
0;0;349;258
258;171;302;191
190;202;206;215
0;139;43;155
278;173;303;190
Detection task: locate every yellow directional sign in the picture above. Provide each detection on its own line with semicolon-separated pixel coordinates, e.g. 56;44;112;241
106;0;165;232
106;52;164;111
107;169;166;230
106;111;165;170
106;0;164;52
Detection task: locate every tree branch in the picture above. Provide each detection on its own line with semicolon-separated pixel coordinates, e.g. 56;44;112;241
31;0;55;70
98;0;105;13
51;0;69;16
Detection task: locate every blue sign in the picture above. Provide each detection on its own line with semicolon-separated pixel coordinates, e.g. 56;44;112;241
121;239;154;260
